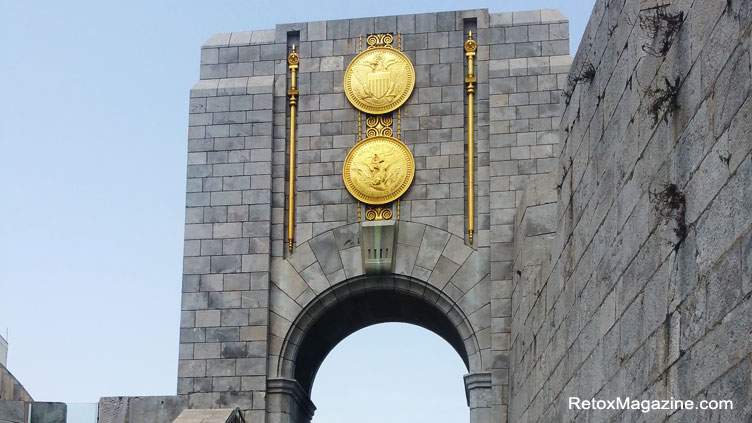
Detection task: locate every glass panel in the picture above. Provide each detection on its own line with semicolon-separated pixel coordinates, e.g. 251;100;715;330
66;403;98;423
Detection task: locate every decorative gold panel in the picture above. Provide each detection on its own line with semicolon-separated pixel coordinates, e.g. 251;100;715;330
342;136;415;205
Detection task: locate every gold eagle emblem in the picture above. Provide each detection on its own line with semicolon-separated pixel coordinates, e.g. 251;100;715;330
342;137;415;205
344;47;415;114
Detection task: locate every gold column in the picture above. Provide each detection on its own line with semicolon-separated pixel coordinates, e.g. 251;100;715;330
287;45;300;252
465;32;477;244
356;35;363;223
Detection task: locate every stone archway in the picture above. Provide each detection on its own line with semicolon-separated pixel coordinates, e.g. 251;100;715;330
285;274;480;387
268;275;482;423
265;222;492;423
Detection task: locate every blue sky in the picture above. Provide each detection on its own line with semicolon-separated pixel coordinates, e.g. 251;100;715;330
0;0;594;420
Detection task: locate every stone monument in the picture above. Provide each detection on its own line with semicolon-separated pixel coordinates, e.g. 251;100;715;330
176;8;571;423
5;1;747;422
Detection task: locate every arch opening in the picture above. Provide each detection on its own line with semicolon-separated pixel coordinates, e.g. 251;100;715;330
295;288;469;393
311;323;470;423
277;275;480;396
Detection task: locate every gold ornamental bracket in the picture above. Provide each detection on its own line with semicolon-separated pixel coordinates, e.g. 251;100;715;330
366;33;394;48
287;45;299;252
344;34;415;115
465;32;477;244
365;205;393;221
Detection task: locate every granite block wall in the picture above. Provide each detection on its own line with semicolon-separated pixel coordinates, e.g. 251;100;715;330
182;41;274;419
98;396;187;423
483;9;571;420
179;6;571;423
510;0;752;421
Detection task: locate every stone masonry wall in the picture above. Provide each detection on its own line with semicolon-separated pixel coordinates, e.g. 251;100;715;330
180;39;275;420
510;0;752;421
179;7;571;422
483;10;570;420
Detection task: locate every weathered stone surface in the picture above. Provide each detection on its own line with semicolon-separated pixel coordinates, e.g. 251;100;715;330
179;7;574;423
29;403;65;423
508;1;752;423
172;408;244;423
98;396;188;423
0;401;24;423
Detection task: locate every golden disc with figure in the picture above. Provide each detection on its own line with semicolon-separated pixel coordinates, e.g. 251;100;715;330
342;136;415;205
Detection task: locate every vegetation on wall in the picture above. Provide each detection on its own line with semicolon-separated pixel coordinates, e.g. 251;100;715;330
638;4;684;57
647;76;681;124
563;61;596;104
651;182;687;250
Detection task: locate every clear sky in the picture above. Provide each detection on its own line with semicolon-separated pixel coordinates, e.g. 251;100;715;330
0;0;594;419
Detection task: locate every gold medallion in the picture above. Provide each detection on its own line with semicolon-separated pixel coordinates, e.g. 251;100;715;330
343;136;415;205
344;47;415;115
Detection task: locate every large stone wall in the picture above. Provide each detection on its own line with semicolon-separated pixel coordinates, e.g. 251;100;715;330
510;0;752;421
179;7;571;422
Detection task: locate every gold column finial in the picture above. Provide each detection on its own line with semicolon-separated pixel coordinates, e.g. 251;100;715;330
465;31;477;244
287;45;300;252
